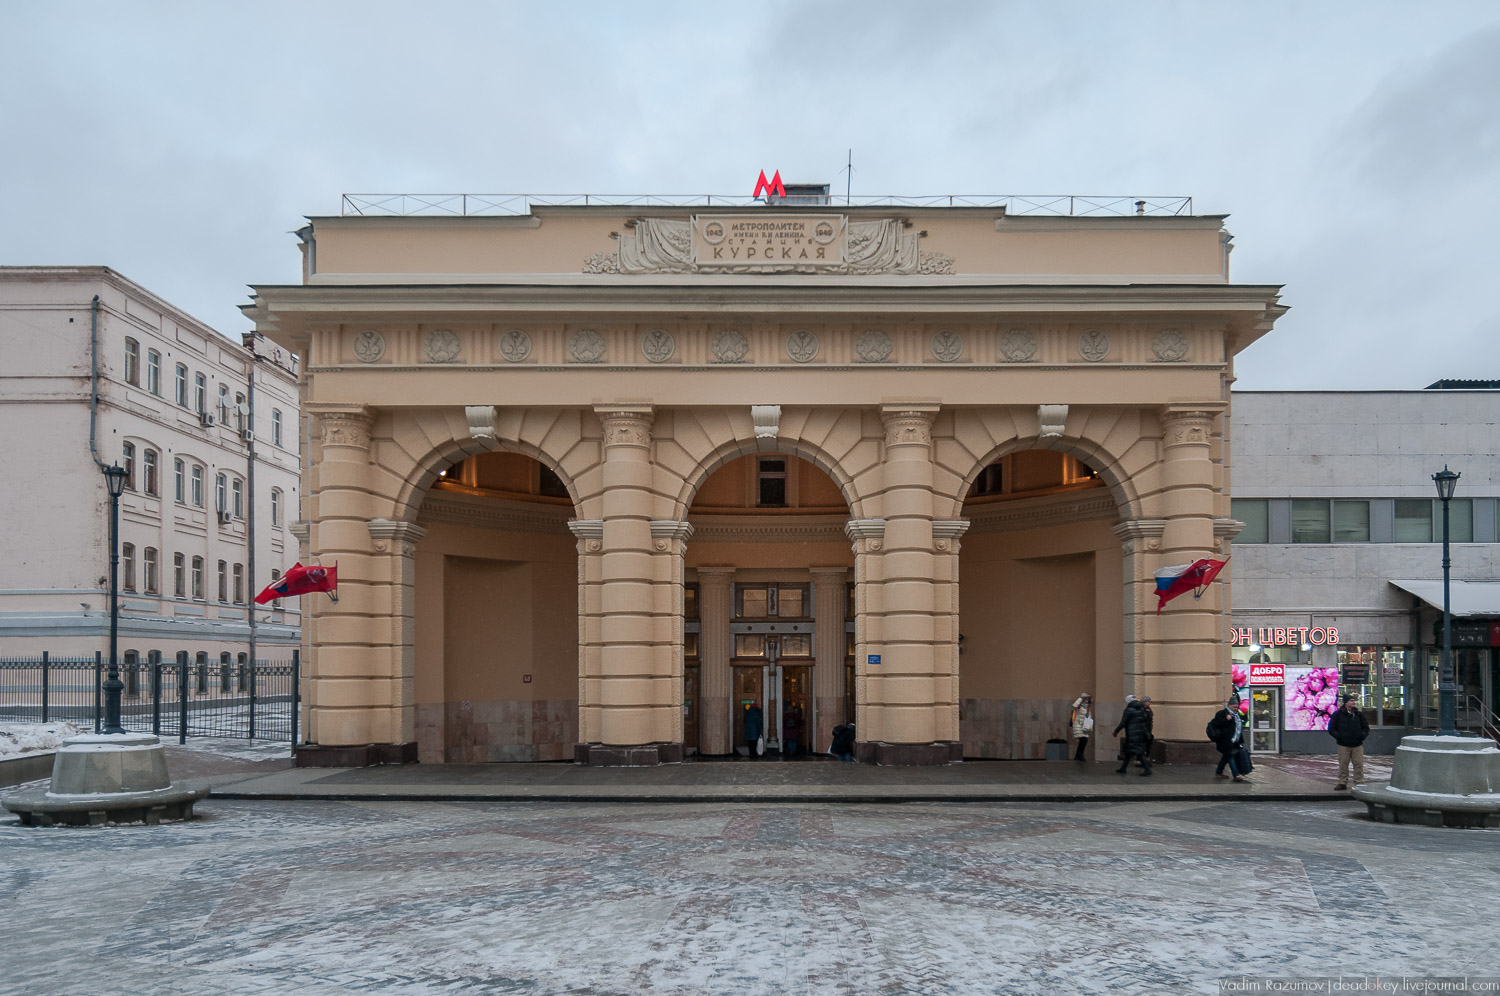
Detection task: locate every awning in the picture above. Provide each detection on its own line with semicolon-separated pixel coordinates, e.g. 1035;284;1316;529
1388;579;1500;617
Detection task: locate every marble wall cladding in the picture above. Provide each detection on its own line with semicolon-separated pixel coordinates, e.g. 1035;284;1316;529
960;698;1078;759
416;699;579;764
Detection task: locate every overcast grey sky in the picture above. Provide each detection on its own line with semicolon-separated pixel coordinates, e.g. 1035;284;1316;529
2;1;1496;389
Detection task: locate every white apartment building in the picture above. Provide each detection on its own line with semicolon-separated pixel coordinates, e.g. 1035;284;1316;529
0;267;303;667
1228;386;1500;754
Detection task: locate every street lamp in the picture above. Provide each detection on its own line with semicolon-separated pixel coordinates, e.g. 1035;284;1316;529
1432;465;1460;737
102;462;129;736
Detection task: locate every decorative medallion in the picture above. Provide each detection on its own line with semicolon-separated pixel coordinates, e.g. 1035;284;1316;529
1151;329;1189;362
711;330;749;363
855;330;893;363
424;329;461;363
352;329;385;364
569;329;606;363
931;329;963;362
999;329;1037;362
499;329;532;363
786;329;820;363
641;328;676;363
1078;329;1110;362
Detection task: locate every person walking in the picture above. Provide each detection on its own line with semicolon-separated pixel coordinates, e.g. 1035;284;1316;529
1327;693;1370;790
830;722;856;762
1070;693;1094;761
783;703;803;759
1208;697;1250;782
743;702;763;760
1113;697;1152;776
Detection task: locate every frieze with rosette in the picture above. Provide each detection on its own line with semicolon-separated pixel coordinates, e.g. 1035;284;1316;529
498;329;532;363
1078;329;1110;362
1151;329;1189;362
569;329;607;363
711;330;749;363
352;329;386;363
641;328;676;363
931;329;963;362
999;328;1037;362
786;329;820;363
855;330;893;363
424;329;461;363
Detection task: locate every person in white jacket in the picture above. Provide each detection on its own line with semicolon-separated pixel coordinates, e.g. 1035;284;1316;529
1070;693;1094;761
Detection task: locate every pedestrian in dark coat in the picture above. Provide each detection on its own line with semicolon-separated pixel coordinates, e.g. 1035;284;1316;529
743;703;763;759
1327;694;1370;789
1208;699;1249;781
1113;698;1153;776
831;723;856;762
783;704;803;758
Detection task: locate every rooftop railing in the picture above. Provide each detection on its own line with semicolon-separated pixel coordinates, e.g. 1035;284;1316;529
339;192;1195;218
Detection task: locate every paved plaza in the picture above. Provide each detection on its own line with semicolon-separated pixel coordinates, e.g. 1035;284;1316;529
4;790;1497;995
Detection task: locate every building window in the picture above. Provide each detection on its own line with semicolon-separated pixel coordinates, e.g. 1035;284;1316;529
121;543;136;592
143;449;159;497
124;338;139;385
146;349;161;395
237;653;249;692
191;465;204;507
221;653;233;693
271;568;281;582
272;408;282;447
174;459;185;503
232;478;243;519
191;556;204;599
757;458;787;507
1338;646;1410;728
233;563;244;604
736;584;808;619
196;652;208;693
270;488;281;527
173;553;185;597
218;384;230;417
143;547;158;594
1230;499;1267;543
972;463;1004;497
124;651;140;697
217;560;228;602
1395;499;1433;542
122;442;136;491
1446;498;1474;543
175;364;189;407
194;373;207;413
216;473;227;514
1291;499;1330;543
1333;500;1370;543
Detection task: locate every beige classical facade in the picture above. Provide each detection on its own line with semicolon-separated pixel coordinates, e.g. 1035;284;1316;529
244;198;1285;766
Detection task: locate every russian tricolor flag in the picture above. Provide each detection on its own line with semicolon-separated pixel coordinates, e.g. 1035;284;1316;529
1154;558;1227;614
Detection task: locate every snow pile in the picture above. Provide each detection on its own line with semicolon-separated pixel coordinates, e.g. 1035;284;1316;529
0;722;83;759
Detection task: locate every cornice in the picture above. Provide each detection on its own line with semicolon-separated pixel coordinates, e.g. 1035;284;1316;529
417;492;574;535
967;491;1118;535
692;515;849;545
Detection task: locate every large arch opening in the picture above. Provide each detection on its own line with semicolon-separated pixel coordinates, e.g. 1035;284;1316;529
957;447;1125;759
684;453;854;759
411;450;579;762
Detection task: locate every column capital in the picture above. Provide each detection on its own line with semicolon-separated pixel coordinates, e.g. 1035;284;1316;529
308;404;375;449
845;517;887;553
879;402;940;447
809;566;851;583
696;565;737;587
649;519;694;552
289;520;311;543
568;518;604;552
594;404;655;448
1113;518;1166;552
366;518;427;554
931;519;970;553
1158;406;1219;446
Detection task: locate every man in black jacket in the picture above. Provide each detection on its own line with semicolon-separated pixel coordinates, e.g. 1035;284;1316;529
1113;698;1152;776
1326;694;1370;790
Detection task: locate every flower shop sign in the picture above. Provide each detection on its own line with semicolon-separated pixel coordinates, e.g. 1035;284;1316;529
1228;626;1341;647
1247;663;1285;685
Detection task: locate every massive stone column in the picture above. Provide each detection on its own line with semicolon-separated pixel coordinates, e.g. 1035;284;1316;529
583;405;680;765
1145;406;1225;759
301;404;415;764
857;403;959;765
568;519;604;747
811;566;849;755
931;519;969;751
696;566;736;756
365;518;426;751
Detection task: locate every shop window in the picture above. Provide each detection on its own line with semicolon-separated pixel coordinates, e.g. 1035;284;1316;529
734;634;766;658
972;463;1004;497
1446;498;1473;543
124;338;139;385
1339;646;1409;728
175;364;189;407
146;349;161;395
173;553;185;597
122;442;136;491
121;543;136;592
1291;499;1330;543
757;458;787;507
1232;499;1268;543
780;634;812;658
1332;500;1369;543
143;547;159;594
1394;499;1433;542
143;449;159;497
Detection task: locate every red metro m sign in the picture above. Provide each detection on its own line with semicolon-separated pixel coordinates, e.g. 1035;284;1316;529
752;170;786;199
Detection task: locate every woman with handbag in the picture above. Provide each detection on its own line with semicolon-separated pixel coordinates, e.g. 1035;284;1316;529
1070;693;1094;761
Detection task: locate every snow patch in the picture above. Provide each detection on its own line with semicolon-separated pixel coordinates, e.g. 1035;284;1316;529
0;722;83;759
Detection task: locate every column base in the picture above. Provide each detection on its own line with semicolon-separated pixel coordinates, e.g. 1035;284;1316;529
574;742;684;766
294;742;419;768
1148;739;1220;765
854;741;962;766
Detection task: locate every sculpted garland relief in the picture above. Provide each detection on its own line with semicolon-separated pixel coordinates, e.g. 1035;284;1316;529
588;215;931;274
999;329;1037;362
711;330;749;363
569;329;606;363
424;329;461;363
855;330;893;363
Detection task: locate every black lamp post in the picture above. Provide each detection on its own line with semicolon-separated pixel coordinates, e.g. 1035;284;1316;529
1432;465;1460;737
102;462;129;736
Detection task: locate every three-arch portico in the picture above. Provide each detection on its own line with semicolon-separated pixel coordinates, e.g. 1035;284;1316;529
246;199;1284;765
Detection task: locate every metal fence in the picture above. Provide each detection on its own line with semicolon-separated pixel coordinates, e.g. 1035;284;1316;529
0;651;299;747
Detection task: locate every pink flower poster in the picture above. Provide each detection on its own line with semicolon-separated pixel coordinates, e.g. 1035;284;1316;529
1284;665;1338;731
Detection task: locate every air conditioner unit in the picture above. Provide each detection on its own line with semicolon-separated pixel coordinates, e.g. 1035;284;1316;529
217;510;232;525
241;429;254;443
198;411;215;427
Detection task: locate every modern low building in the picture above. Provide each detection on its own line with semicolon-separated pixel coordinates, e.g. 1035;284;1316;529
0;267;304;673
1228;385;1500;754
244;190;1288;766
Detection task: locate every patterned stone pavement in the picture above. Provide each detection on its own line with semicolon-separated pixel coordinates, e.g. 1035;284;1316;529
3;797;1497;995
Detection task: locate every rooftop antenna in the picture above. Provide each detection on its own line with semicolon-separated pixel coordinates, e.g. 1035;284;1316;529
839;149;854;205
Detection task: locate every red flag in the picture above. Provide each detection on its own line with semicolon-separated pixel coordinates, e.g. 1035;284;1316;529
254;562;338;604
1154;558;1227;614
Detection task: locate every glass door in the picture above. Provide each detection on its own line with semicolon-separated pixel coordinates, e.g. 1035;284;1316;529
1250;688;1279;753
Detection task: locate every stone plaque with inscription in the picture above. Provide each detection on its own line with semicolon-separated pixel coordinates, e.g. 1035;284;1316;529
692;215;846;268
